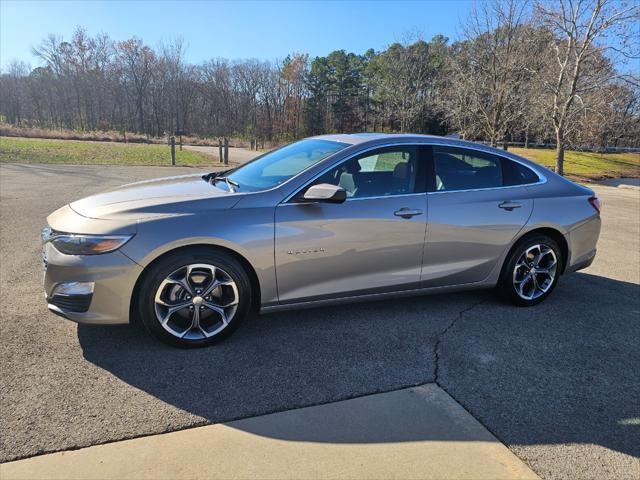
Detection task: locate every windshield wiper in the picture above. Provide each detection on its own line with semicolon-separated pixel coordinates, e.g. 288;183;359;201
203;170;239;192
203;169;229;182
213;176;239;193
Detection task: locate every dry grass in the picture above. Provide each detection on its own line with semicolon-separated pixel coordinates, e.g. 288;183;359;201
0;123;278;149
0;123;150;143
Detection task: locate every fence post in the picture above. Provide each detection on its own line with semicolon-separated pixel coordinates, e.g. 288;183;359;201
170;136;176;165
223;137;229;165
218;139;223;164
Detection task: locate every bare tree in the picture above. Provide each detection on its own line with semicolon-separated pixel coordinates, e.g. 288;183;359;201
280;54;308;135
3;24;638;149
444;0;541;146
571;81;640;150
0;61;30;125
117;37;155;133
534;0;639;174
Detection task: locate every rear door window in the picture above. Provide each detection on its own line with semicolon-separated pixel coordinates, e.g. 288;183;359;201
432;147;538;191
433;147;502;191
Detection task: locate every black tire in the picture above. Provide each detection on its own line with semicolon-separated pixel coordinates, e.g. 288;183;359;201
499;234;563;307
137;248;252;347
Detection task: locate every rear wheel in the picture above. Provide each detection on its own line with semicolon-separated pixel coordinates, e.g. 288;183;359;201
500;235;562;306
138;248;252;347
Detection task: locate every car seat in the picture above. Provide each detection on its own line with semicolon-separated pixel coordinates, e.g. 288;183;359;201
338;160;361;197
392;162;413;193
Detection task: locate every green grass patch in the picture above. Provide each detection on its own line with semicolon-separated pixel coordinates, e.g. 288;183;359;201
512;147;640;180
0;136;219;166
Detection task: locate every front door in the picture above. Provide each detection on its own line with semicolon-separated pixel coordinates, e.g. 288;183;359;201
275;145;428;303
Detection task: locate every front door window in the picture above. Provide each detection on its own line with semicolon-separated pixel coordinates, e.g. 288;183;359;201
308;145;420;199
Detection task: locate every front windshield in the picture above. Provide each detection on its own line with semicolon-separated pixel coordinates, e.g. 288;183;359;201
220;139;348;192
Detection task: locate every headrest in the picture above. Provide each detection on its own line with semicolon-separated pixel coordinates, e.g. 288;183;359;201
393;162;408;179
347;161;362;174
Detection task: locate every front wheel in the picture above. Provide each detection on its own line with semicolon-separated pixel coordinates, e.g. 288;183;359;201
138;249;252;347
500;235;562;306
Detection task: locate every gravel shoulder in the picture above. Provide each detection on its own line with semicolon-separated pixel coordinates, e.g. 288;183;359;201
183;144;261;164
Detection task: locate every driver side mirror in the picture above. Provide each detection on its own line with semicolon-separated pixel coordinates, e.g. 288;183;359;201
302;183;347;204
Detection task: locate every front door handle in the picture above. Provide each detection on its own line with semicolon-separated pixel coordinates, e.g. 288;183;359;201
498;201;522;211
394;208;423;219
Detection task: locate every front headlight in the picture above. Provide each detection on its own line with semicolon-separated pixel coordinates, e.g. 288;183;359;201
48;232;133;255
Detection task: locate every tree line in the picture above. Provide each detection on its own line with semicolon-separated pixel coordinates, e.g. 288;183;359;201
1;0;638;173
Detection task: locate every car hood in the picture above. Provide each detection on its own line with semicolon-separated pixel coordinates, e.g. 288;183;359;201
70;173;240;220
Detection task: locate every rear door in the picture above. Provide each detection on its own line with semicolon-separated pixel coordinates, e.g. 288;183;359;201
422;146;536;287
275;145;428;303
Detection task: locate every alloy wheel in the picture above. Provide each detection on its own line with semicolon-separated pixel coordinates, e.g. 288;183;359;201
512;244;558;301
154;263;239;341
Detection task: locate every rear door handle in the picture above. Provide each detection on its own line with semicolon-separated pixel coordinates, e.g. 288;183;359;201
394;208;423;219
498;201;522;211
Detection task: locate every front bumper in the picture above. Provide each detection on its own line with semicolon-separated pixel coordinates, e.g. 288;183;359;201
43;242;143;324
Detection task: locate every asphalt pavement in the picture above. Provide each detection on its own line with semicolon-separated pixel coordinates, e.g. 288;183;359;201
1;162;638;480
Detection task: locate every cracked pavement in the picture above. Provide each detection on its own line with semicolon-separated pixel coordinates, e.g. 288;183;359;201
433;299;488;384
1;163;639;479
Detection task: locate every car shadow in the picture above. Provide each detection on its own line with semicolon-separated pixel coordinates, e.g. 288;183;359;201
78;290;474;430
78;273;639;456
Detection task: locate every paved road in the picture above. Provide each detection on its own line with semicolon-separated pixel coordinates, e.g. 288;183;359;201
183;145;261;165
1;163;638;480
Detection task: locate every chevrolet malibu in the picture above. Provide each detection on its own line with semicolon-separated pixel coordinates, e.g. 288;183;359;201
42;134;601;347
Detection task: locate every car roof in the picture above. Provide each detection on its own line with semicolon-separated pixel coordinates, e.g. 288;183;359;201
313;133;441;145
311;133;557;180
313;132;492;149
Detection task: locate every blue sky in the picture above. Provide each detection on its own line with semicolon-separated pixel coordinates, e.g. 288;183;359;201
0;0;473;68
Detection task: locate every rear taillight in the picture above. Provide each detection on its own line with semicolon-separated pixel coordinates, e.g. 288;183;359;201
588;196;601;214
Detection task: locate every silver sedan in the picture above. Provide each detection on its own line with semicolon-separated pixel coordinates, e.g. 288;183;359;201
42;134;601;347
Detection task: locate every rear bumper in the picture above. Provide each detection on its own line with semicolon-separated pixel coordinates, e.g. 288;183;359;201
565;248;596;273
43;243;142;324
566;216;601;273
